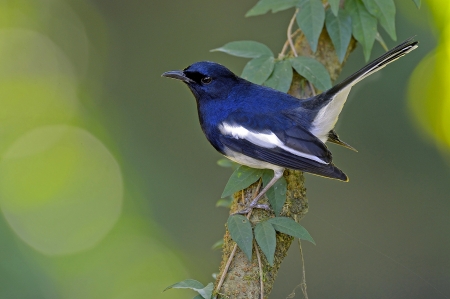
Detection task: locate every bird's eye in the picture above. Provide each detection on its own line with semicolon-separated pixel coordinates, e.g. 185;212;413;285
201;76;212;84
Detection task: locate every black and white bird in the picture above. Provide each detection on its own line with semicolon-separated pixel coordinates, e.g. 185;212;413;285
162;38;418;211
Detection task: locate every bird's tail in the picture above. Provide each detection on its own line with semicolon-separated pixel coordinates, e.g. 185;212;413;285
324;37;418;98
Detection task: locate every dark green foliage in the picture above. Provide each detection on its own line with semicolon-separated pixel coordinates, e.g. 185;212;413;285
227;215;254;261
346;0;377;61
245;0;301;16
221;166;264;198
328;0;340;15
296;0;325;53
262;170;287;216
362;0;396;40
211;40;273;58
268;217;315;244
325;9;352;62
289;56;332;90
242;55;276;84
254;220;277;265
264;59;293;92
164;279;213;299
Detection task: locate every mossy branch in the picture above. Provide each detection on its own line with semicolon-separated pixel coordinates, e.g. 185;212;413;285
213;30;356;299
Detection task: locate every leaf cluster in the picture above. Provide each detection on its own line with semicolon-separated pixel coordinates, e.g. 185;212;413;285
212;0;420;89
227;214;315;266
164;279;213;299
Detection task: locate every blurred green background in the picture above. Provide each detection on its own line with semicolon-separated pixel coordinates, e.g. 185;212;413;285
0;0;448;298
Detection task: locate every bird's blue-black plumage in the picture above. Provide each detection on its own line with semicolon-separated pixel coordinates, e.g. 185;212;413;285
162;38;418;184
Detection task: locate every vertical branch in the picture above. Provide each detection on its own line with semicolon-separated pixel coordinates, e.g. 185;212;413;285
214;29;356;299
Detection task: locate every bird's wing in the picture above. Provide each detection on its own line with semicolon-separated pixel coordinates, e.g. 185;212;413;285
217;113;348;181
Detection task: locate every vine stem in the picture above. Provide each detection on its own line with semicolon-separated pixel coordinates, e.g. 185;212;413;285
255;240;264;299
288;9;299;57
298;239;309;299
215;180;263;294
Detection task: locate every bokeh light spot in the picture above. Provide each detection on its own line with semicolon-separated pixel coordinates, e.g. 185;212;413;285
0;29;78;153
0;125;123;255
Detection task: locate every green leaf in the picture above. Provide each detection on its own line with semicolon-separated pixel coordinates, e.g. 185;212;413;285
227;215;254;261
242;55;275;84
164;279;204;292
289;56;332;91
325;9;352;63
193;295;204;299
197;283;213;299
263;59;293;92
268;217;315;244
362;0;396;40
246;0;301;17
346;0;377;61
412;0;421;9
211;239;224;250
254;220;277;266
211;41;273;58
217;158;235;168
375;32;388;51
216;197;233;208
296;0;325;53
328;0;340;16
262;170;287;216
221;166;264;198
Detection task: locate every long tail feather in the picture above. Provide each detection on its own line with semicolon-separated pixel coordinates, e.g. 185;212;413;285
325;37;418;97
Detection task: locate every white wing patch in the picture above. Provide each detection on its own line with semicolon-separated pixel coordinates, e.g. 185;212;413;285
219;123;328;164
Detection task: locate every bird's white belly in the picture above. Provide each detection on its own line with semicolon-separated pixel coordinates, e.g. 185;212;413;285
223;147;284;172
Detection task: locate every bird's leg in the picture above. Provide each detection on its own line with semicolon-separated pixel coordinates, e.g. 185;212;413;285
235;169;284;215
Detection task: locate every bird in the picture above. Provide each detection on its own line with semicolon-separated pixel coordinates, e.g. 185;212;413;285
162;38;418;213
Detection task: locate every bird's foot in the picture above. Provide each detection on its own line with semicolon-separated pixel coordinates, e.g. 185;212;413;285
232;204;271;215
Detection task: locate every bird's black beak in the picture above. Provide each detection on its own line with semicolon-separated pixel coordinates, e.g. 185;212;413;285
161;70;194;84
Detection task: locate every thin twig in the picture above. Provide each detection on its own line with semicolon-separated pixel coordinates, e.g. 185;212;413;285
298;239;308;299
215;180;263;294
308;81;316;96
280;29;300;58
216;243;238;293
254;240;264;299
288;9;299;57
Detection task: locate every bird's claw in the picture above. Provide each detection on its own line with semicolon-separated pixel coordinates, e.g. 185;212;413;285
232;204;271;215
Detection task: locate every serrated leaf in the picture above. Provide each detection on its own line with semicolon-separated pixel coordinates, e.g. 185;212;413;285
212;239;224;250
254;221;277;266
328;0;340;16
263;60;293;92
268;217;315;244
325;9;352;63
246;0;301;16
227;215;254;261
197;283;214;299
221;166;264;198
362;0;396;40
242;55;275;84
346;0;377;61
164;279;204;292
412;0;421;9
296;0;325;53
289;56;331;91
262;170;287;216
211;41;273;58
216;197;233;208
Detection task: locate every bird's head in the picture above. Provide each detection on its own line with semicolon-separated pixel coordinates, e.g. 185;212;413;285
162;61;239;101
